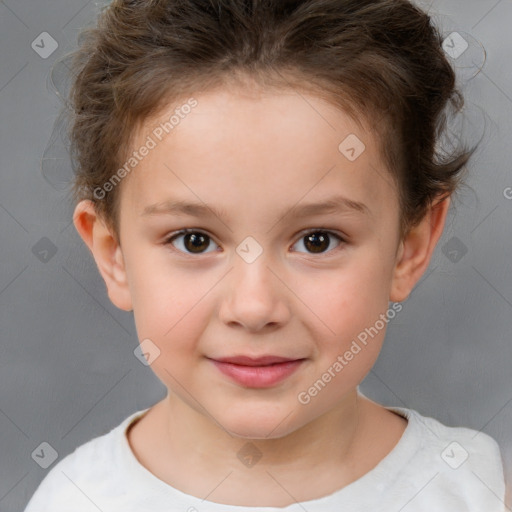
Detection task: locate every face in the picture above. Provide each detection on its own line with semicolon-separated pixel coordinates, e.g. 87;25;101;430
77;83;444;440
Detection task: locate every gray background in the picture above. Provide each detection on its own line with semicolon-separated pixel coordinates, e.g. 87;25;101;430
1;0;511;510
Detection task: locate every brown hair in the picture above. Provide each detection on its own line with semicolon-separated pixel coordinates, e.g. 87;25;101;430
62;0;472;243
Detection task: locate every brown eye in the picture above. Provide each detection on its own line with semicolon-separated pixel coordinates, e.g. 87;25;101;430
183;232;209;253
166;230;219;254
292;230;343;254
305;232;329;253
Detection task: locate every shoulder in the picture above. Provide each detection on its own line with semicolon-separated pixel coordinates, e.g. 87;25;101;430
406;407;503;468
23;409;149;512
388;407;506;511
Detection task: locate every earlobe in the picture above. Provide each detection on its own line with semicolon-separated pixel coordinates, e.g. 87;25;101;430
389;196;451;303
73;200;133;311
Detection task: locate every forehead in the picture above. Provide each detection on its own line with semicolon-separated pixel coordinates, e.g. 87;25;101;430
120;86;398;225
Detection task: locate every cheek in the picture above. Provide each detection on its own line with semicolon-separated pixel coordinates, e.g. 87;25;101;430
132;279;196;340
126;251;188;338
311;257;392;330
302;252;394;376
129;264;218;366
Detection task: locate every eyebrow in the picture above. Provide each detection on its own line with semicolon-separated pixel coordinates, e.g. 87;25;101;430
141;195;371;221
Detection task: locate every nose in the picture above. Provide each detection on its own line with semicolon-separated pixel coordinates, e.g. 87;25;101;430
218;253;291;332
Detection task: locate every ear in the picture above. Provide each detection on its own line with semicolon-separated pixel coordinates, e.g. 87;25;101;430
73;200;133;311
390;195;451;303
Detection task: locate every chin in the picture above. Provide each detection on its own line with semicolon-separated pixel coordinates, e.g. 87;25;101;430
227;425;289;440
221;412;300;440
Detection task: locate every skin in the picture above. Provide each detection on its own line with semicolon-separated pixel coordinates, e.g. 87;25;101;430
73;82;450;506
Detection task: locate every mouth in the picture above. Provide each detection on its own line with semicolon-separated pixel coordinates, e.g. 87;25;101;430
212;355;303;366
207;355;306;388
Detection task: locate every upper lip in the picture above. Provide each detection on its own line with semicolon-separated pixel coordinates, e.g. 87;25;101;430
210;355;304;366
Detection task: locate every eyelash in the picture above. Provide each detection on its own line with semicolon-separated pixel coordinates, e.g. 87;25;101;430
163;228;346;257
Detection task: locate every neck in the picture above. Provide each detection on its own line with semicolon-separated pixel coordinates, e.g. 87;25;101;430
163;388;363;469
127;390;406;507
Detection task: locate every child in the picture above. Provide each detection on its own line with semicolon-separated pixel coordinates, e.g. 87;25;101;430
24;0;506;510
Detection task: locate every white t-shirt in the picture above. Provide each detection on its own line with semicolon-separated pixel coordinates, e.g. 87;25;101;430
24;406;506;511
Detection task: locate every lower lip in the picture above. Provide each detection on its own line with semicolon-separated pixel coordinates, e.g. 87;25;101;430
210;359;305;388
